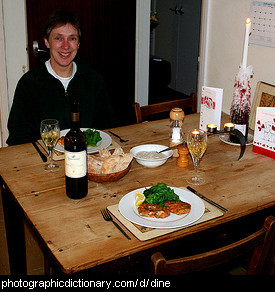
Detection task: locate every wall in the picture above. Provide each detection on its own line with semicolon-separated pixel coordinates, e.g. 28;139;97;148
206;0;275;115
0;0;28;146
2;0;28;107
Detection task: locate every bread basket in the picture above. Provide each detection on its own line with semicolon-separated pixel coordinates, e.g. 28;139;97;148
88;162;131;183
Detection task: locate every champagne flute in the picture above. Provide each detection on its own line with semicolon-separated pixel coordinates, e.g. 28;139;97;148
40;119;60;171
187;129;207;185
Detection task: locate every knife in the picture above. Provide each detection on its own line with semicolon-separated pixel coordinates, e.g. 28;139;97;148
187;186;228;213
32;141;47;162
158;142;187;153
108;131;128;142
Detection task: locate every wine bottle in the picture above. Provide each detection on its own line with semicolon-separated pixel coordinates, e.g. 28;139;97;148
64;100;88;199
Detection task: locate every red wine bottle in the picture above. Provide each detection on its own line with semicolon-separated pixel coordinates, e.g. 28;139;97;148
64;100;88;199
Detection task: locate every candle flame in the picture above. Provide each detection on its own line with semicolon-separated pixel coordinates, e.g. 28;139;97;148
192;130;200;135
224;123;234;127
246;18;251;24
207;124;217;128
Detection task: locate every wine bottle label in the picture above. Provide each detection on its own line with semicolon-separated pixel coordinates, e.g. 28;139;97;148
71;112;79;122
65;150;87;178
234;124;246;136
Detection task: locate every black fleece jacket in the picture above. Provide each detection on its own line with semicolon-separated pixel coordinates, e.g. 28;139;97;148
6;60;117;146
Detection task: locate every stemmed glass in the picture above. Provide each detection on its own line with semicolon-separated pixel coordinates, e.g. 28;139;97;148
40;119;60;171
187;129;208;185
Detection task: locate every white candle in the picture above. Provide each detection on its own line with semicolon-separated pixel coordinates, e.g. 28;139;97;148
242;18;251;69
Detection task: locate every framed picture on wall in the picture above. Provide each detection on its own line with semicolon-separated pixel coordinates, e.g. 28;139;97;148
249;81;275;130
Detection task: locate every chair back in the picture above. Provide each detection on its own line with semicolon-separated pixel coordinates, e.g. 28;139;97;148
133;93;197;123
151;216;275;275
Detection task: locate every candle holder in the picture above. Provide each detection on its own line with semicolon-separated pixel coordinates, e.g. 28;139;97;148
206;123;246;160
206;124;217;133
224;123;235;132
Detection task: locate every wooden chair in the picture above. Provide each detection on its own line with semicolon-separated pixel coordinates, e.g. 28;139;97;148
133;93;197;123
151;216;275;275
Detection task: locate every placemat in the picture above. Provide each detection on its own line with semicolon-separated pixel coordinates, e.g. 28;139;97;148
108;187;224;241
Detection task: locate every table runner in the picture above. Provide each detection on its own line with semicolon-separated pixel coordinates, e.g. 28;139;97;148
108;188;224;241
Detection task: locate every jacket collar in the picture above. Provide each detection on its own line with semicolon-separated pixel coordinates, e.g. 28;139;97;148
34;58;91;79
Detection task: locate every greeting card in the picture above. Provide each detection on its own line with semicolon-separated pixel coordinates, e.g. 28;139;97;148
199;86;223;131
253;107;275;159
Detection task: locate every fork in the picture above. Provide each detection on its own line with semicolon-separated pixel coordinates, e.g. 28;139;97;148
100;209;131;240
108;131;129;143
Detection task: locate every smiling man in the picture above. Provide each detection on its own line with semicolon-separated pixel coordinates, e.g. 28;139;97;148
6;9;117;146
44;12;80;78
45;23;79;77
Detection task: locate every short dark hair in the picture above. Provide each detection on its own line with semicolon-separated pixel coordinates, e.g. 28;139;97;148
44;9;81;40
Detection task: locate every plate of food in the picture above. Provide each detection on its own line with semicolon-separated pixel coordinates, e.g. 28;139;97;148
118;183;205;229
55;128;112;154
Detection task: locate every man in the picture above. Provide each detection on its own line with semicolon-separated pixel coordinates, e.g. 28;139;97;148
6;9;116;146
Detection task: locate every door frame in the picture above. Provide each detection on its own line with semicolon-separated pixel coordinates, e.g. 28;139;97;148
135;0;150;107
0;0;9;147
0;0;209;146
197;0;210;112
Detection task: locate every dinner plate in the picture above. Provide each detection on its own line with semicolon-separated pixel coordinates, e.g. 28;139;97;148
118;187;205;229
55;128;112;154
219;133;253;146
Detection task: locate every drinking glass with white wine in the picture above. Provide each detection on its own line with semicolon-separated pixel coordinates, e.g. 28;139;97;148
187;129;207;185
40;119;60;171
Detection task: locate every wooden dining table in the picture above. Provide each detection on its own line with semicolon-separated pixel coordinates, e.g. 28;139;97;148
0;112;274;275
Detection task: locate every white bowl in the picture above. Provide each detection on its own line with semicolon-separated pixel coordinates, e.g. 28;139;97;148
130;144;173;168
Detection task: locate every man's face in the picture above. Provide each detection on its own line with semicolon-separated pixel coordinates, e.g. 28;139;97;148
44;23;80;76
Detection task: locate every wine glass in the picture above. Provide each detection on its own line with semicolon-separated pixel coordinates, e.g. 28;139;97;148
187;129;208;185
40;119;60;171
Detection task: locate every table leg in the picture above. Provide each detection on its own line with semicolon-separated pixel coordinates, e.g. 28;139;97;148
1;179;27;275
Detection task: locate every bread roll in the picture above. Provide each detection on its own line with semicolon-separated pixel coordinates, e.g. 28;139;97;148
88;147;133;174
87;155;104;174
113;153;133;172
98;146;111;159
101;155;120;174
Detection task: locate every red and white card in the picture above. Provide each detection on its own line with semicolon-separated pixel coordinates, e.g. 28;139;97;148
199;86;223;131
253;107;275;159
